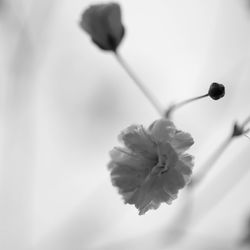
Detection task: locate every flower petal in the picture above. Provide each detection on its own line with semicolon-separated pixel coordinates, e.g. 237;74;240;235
125;154;192;214
109;147;154;203
109;147;155;170
110;163;147;193
149;119;176;144
162;168;186;194
127;175;163;215
119;125;157;159
171;131;194;153
175;154;194;183
127;174;177;215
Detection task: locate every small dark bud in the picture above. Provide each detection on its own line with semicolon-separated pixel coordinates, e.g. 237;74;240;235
208;82;225;100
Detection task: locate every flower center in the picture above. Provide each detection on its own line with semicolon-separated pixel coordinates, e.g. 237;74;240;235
157;154;169;173
151;146;169;175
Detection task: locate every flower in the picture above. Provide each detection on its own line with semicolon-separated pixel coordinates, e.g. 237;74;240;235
79;3;125;51
108;119;194;215
208;82;225;100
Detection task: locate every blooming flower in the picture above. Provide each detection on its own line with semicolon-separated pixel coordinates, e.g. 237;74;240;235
79;3;125;51
108;119;194;215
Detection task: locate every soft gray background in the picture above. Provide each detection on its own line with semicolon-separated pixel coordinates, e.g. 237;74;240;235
0;0;250;249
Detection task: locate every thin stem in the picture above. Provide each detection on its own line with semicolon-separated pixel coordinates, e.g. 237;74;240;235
190;135;232;188
114;51;163;117
166;94;209;118
172;94;209;110
244;134;250;140
242;116;250;127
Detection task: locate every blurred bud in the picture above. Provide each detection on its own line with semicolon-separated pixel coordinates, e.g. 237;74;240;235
232;123;245;137
208;82;225;100
80;3;125;52
232;120;250;138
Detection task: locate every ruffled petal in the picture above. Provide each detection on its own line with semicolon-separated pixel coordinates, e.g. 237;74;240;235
127;175;164;215
119;125;157;159
175;154;194;183
171;131;194;153
109;147;154;203
125;152;193;215
149;119;176;144
162;168;186;194
110;163;148;193
127;172;180;215
109;147;155;169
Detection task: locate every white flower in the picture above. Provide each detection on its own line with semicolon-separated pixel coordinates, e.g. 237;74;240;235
80;3;125;51
108;119;194;215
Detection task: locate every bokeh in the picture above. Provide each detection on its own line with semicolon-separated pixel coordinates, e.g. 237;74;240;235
0;0;250;249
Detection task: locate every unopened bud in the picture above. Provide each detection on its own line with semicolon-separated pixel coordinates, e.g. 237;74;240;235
208;82;225;100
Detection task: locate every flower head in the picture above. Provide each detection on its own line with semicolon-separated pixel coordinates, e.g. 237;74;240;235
108;119;194;215
79;3;125;52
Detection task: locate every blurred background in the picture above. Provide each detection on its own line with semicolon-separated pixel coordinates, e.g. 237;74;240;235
0;0;250;249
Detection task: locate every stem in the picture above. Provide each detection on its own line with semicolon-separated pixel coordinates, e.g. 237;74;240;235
190;135;232;188
244;134;250;140
166;94;209;118
172;94;209;110
242;116;250;127
114;51;163;117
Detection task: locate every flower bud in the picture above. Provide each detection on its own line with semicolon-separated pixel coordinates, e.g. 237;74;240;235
208;82;225;100
80;3;125;52
232;123;244;137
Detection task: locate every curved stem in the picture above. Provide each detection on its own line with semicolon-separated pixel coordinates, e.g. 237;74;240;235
166;94;209;118
242;116;250;127
114;51;163;117
172;94;209;110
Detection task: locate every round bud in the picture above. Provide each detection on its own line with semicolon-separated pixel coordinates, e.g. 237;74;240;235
208;82;225;100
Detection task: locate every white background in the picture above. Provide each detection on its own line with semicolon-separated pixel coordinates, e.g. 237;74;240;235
0;0;250;249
